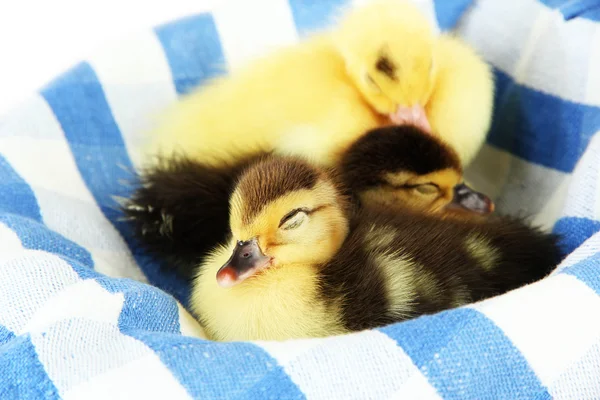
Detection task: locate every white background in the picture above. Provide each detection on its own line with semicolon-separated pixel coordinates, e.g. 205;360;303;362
0;0;216;116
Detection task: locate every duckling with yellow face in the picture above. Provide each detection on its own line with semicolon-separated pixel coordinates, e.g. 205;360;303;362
334;0;494;165
190;156;561;342
191;158;351;340
340;124;494;216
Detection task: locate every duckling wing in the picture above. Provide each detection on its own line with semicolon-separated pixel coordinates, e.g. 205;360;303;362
121;154;262;280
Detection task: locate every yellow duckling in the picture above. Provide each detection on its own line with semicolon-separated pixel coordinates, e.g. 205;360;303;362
334;0;494;165
145;0;492;170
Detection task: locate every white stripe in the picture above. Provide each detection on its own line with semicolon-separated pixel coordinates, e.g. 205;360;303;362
563;132;600;219
531;176;571;231
585;26;600;106
31;318;190;399
592;134;600;220
212;0;299;71
466;143;570;229
22;279;124;335
350;0;440;33
457;0;600;107
87;31;178;169
515;8;595;105
553;231;600;274
408;0;441;34
0;221;25;262
62;354;193;400
493;157;569;227
0;250;81;333
511;7;557;87
258;330;441;399
0;95;147;281
472;274;600;386
456;0;542;79
464;144;512;201
548;341;600;399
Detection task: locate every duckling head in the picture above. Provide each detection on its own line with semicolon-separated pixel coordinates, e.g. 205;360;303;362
333;0;436;131
340;125;494;215
216;156;350;288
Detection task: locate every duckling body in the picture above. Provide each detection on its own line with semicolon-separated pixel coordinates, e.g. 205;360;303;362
193;244;347;341
147;0;492;170
190;156;561;342
320;207;559;332
147;35;383;168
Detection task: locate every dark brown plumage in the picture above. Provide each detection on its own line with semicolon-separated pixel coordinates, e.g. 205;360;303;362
189;154;563;341
319;206;562;331
120;152;266;279
340;124;461;192
236;156;320;224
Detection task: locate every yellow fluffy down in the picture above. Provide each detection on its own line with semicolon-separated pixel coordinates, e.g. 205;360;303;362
426;35;495;165
145;35;382;168
190;243;347;342
144;0;493;170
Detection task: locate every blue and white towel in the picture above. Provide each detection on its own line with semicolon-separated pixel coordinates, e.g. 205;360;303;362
1;0;600;398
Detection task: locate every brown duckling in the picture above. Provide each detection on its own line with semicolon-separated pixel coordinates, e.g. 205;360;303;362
190;156;561;342
340;124;494;216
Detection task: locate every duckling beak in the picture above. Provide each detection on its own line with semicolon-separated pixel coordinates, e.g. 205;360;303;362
390;104;432;134
449;183;495;215
216;238;271;288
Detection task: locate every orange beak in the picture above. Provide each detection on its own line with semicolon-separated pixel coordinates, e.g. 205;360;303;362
390;105;432;134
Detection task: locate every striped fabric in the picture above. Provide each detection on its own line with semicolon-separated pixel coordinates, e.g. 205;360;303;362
1;0;599;398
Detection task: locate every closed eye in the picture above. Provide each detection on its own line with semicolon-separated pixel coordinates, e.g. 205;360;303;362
365;74;382;92
278;208;310;228
404;183;440;195
383;181;440;194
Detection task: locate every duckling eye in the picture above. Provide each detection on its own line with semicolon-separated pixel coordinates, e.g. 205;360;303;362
414;183;439;195
279;208;309;230
365;74;382;93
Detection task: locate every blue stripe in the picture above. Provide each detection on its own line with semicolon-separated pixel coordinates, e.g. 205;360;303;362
121;333;303;399
93;277;181;334
288;0;348;37
579;7;600;21
0;155;42;222
560;251;600;295
539;0;600;21
40;62;189;304
0;325;15;345
0;335;60;399
433;0;475;31
487;69;600;173
155;14;226;96
0;153;96;272
0;214;93;269
379;308;548;399
553;216;600;256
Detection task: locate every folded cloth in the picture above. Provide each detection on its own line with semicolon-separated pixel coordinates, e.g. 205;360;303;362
1;0;599;398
